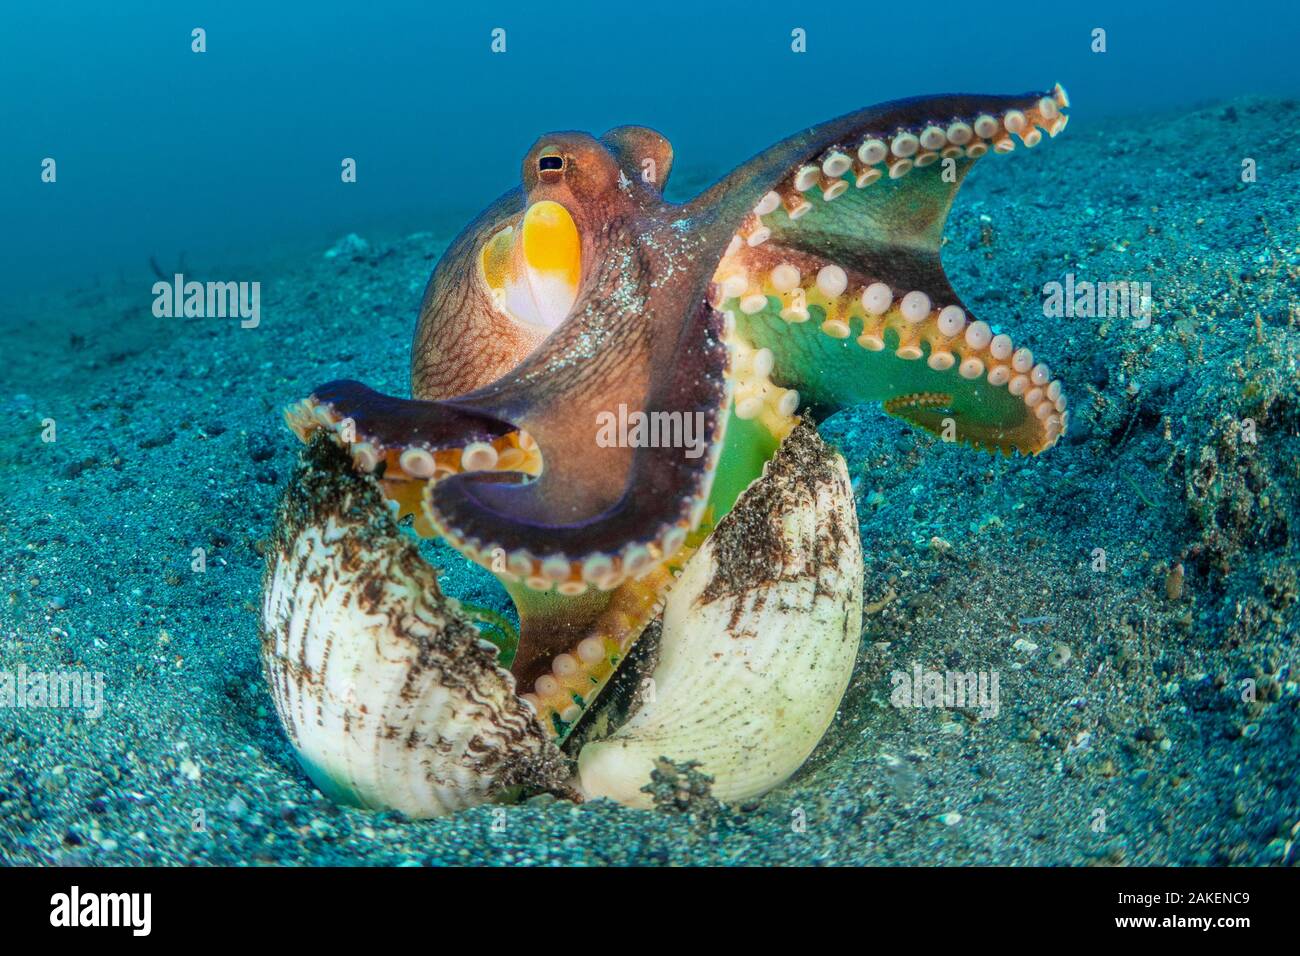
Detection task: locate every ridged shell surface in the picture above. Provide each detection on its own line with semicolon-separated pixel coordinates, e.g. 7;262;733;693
577;421;863;807
261;437;567;818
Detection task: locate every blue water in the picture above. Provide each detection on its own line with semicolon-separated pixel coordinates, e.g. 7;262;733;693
1;0;1297;300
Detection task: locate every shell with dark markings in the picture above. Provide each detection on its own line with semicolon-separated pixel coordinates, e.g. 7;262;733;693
260;437;568;817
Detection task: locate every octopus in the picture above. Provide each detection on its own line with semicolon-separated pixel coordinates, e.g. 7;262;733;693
266;84;1071;813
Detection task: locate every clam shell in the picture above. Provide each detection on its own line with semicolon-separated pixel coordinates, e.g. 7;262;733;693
260;437;568;818
577;420;863;807
262;424;863;816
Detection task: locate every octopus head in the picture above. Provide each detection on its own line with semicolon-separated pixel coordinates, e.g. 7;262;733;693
475;133;638;335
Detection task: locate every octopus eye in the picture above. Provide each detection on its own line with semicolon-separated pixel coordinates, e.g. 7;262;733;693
537;148;565;183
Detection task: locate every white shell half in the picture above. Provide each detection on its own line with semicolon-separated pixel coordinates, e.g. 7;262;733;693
261;439;566;817
577;422;863;807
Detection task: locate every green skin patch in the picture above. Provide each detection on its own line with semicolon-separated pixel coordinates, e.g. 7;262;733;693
458;601;520;664
734;308;1036;450
705;293;1038;536
706;409;783;523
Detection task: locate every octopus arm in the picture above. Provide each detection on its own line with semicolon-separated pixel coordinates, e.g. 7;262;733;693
705;85;1071;455
425;298;732;596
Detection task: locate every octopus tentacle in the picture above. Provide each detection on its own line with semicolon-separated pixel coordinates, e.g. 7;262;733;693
703;84;1070;455
284;382;541;483
284;385;673;736
507;568;673;736
695;85;1069;234
712;241;1067;453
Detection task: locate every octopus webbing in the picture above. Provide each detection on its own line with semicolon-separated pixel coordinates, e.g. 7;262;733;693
265;84;1071;813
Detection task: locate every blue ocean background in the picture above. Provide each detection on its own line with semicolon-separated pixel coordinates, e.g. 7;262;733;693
2;0;1297;302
